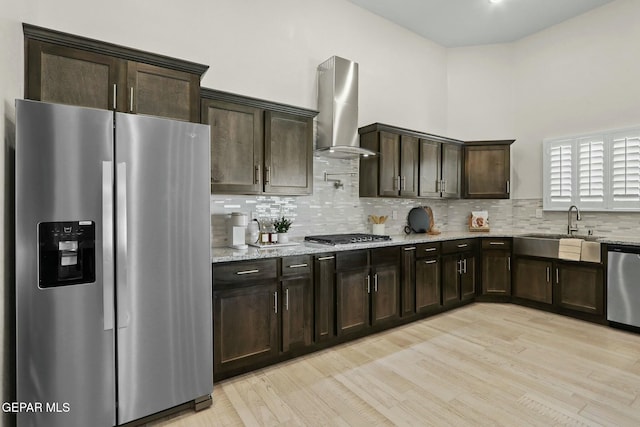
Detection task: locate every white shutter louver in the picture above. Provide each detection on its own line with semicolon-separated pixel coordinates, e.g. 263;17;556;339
549;142;572;204
578;137;604;204
612;133;640;205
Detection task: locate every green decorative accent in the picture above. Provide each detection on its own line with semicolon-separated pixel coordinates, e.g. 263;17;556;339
273;216;293;233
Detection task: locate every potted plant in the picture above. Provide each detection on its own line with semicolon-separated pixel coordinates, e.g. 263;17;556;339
273;216;293;243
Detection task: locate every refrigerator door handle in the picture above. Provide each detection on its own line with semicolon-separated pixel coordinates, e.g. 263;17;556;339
117;162;130;329
102;161;114;331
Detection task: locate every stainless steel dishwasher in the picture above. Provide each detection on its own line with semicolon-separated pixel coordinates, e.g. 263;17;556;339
607;244;640;327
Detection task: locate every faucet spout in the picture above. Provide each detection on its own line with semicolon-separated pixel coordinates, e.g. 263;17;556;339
567;205;581;235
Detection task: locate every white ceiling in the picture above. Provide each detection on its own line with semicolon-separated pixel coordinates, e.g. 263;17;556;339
347;0;615;47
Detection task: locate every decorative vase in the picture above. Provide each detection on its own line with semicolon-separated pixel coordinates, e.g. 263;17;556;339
372;224;385;235
278;232;289;243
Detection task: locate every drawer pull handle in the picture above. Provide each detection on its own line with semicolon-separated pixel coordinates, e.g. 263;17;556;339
288;263;308;268
236;269;259;275
425;247;437;252
457;244;468;248
404;247;417;251
318;256;335;261
489;242;505;246
424;260;437;264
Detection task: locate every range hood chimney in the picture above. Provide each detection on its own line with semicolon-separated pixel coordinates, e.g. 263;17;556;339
316;56;376;158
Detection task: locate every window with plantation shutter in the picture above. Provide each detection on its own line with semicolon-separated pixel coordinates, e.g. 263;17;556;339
611;132;640;208
578;137;604;206
543;126;640;211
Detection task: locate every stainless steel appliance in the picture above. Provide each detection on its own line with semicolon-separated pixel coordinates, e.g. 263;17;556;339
607;244;640;328
16;100;212;427
316;56;376;158
305;233;391;245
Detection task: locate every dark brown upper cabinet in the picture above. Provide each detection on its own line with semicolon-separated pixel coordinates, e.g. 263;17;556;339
24;24;207;123
463;140;514;199
359;123;462;199
201;89;317;196
360;130;418;197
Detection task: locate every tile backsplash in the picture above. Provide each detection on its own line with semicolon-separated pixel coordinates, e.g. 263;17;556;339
211;158;640;247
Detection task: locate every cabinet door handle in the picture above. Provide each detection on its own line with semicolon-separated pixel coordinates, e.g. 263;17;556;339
443;180;447;193
507;180;511;194
546;267;550;283
112;84;117;110
489;242;505;246
457;244;468;248
425;247;437;252
404;247;416;251
424;260;437;265
395;176;401;191
457;260;462;274
285;288;289;311
436;180;441;192
274;291;278;314
254;165;261;185
401;176;406;191
366;275;371;294
129;87;134;112
463;258;467;274
317;256;335;261
288;263;308;269
374;273;378;292
265;166;271;185
556;268;559;284
235;269;259;275
508;256;511;271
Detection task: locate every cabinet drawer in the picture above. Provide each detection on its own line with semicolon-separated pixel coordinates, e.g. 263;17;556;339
371;246;400;265
214;259;278;285
281;255;312;276
442;239;476;254
482;238;512;250
416;242;441;258
336;250;369;271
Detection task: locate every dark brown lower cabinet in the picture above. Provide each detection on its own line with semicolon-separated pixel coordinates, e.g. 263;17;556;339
314;254;336;343
415;258;441;313
442;254;461;307
555;262;604;315
336;267;370;336
442;253;475;306
482;250;511;295
281;276;313;353
513;257;553;304
400;246;417;317
371;263;400;326
213;281;278;376
460;256;476;300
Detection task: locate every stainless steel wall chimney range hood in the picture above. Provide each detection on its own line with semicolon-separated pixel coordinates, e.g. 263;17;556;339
316;56;376;158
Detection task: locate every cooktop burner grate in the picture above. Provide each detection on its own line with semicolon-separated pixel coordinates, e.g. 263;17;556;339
304;233;391;245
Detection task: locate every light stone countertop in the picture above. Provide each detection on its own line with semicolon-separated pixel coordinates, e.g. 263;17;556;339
211;231;640;263
212;231;515;263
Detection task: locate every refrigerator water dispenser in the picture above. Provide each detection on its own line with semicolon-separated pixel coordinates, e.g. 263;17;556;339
38;221;96;287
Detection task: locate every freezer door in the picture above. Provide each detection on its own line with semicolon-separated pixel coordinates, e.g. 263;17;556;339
15;100;115;427
115;113;212;424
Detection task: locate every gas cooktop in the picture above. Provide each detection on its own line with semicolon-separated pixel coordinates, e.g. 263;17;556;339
304;233;391;245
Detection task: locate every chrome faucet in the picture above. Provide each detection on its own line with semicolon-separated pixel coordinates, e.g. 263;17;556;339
567;205;581;235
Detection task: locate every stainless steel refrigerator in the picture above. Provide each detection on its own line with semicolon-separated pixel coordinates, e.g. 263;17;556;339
15;99;213;426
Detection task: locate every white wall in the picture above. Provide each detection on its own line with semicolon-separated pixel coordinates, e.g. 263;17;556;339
447;0;640;199
513;0;640;198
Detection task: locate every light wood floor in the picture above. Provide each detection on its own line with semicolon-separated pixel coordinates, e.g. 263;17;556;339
151;304;640;426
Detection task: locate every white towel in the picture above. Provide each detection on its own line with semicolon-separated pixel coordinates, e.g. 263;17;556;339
580;241;601;263
558;238;583;261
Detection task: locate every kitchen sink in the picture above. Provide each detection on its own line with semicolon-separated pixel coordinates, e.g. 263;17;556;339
513;233;601;259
